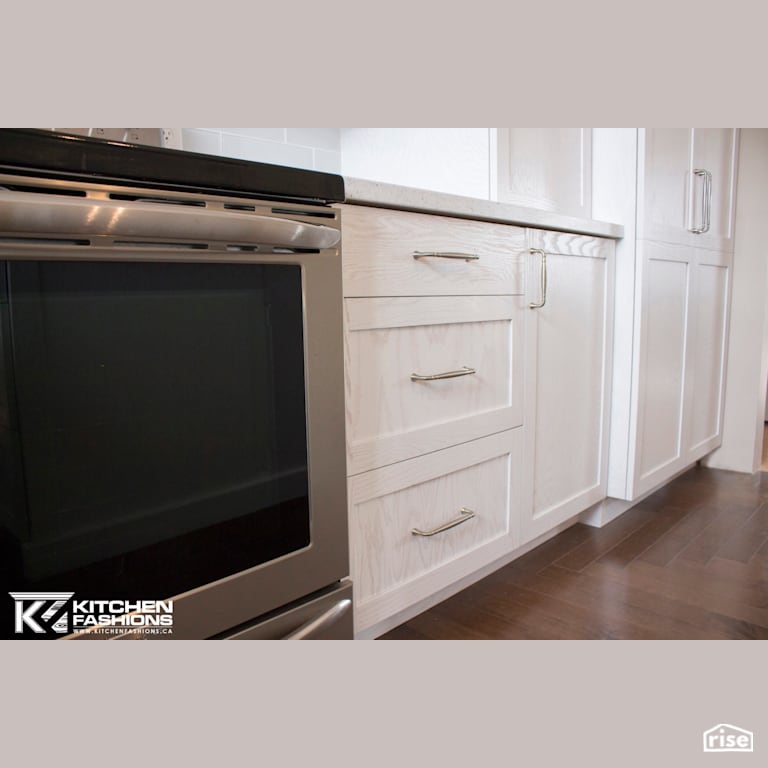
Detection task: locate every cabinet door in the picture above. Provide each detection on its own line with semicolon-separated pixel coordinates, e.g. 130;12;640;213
684;248;732;461
630;241;695;498
691;129;738;251
521;231;614;544
639;128;739;250
496;129;592;218
638;128;693;245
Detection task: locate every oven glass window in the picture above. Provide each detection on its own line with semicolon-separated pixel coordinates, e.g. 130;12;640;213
0;260;310;618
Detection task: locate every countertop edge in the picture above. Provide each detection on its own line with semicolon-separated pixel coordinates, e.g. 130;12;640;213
341;178;625;240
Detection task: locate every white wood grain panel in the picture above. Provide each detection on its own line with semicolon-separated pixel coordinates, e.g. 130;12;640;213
340;204;525;297
634;242;692;491
521;237;614;542
345;295;515;331
496;129;592;219
637;128;694;245
528;229;612;260
345;297;523;473
687;250;731;455
348;431;521;626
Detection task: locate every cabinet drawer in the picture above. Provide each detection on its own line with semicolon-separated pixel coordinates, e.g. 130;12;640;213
349;430;521;615
345;296;524;474
340;204;525;296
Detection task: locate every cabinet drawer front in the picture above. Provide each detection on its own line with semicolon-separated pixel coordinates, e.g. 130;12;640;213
527;228;613;260
341;204;525;296
349;431;517;605
345;296;524;474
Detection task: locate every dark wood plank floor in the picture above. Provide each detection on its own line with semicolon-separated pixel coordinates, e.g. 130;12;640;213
380;465;768;640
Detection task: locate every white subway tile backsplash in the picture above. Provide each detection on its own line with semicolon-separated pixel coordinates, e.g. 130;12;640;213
220;128;286;142
313;149;342;174
181;129;222;155
287;128;340;152
221;134;314;169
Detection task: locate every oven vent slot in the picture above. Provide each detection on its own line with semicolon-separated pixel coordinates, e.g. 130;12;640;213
271;207;336;219
0;184;87;198
273;247;320;254
224;203;256;212
109;194;206;207
226;245;260;252
0;236;91;246
112;240;209;250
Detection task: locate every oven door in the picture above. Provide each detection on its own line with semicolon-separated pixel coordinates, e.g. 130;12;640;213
0;184;348;639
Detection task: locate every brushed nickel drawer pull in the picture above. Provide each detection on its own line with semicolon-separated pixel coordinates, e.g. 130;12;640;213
413;251;479;262
688;168;707;235
528;248;547;309
410;366;476;382
411;508;476;537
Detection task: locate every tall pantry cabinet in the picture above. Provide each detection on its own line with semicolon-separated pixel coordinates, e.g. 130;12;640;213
594;129;739;502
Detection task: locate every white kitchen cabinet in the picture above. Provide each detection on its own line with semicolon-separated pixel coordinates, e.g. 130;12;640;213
340;204;525;297
496;128;592;218
685;248;732;460
594;129;737;504
348;429;523;634
638;128;738;250
339;202;527;637
520;229;615;543
344;295;524;475
338;197;618;636
627;242;732;499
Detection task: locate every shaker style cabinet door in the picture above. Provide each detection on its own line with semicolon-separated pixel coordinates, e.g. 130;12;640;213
628;243;732;499
684;248;732;462
638;128;692;245
496;128;592;219
629;240;695;497
638;128;738;249
521;230;614;544
690;129;738;251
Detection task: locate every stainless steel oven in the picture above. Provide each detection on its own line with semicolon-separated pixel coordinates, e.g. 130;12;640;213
0;129;351;639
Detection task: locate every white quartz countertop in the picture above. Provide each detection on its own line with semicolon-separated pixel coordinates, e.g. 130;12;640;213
342;177;624;240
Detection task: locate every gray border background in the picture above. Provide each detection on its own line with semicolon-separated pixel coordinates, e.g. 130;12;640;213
3;1;767;764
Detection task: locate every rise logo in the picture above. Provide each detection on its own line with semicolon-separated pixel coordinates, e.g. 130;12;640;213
703;724;754;753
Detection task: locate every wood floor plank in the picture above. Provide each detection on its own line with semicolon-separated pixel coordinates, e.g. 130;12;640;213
553;503;660;572
596;505;692;568
638;505;722;566
716;502;768;563
540;564;766;640
677;504;759;564
616;559;768;626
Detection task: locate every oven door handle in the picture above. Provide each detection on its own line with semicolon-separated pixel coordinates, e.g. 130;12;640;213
0;190;341;250
283;598;352;640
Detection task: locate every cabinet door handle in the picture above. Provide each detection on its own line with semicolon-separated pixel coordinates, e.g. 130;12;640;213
689;169;708;233
410;366;476;382
413;251;479;262
528;248;547;308
703;169;712;233
411;508;476;537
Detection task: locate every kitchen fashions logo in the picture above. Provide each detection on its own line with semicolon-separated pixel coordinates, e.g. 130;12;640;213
703;724;754;753
9;592;74;634
7;592;174;637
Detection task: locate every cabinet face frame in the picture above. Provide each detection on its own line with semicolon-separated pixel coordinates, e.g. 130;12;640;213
520;229;615;544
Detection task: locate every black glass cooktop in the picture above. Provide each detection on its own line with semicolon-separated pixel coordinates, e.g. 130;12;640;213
0;128;345;204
